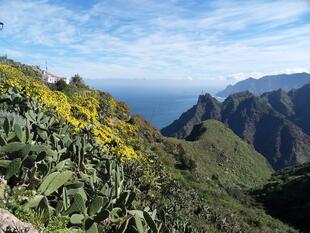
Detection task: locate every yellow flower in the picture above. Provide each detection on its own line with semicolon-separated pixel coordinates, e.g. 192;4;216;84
0;64;141;161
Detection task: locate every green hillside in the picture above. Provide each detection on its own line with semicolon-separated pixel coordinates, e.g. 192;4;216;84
164;120;273;188
0;60;298;233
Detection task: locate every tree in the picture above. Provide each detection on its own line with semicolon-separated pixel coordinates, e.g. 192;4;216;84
55;79;68;91
70;74;84;87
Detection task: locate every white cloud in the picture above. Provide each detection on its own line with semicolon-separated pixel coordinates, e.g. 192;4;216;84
226;72;266;82
223;68;310;84
0;0;310;85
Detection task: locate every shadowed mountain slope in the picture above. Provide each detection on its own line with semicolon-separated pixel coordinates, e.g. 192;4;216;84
254;162;310;233
289;83;310;135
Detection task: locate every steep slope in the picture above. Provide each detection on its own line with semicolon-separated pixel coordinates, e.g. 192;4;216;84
254;162;310;233
260;84;310;137
289;83;310;135
180;120;273;187
217;73;310;98
261;89;295;116
162;91;310;169
221;93;310;169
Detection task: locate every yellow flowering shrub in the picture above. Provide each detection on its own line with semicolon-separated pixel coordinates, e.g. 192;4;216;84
0;64;140;160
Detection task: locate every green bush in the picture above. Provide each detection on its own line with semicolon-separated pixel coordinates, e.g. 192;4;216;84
55;79;68;91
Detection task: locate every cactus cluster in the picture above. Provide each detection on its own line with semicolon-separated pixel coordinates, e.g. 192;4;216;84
0;88;160;232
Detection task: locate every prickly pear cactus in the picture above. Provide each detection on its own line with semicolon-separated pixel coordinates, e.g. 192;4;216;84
0;88;161;232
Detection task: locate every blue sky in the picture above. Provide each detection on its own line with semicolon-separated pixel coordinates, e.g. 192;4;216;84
0;0;310;85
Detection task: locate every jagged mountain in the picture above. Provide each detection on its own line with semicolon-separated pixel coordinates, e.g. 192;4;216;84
162;86;310;169
161;93;221;138
262;83;310;136
216;73;310;98
261;89;295;116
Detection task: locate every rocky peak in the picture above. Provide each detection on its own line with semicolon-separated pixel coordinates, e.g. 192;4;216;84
197;93;214;104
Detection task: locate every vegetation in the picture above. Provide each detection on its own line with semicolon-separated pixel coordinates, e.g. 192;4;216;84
0;56;41;78
253;162;310;232
0;88;160;232
54;79;68;92
0;60;300;232
70;74;85;88
153;120;297;232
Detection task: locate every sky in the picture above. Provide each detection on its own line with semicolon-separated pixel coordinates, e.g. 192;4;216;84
0;0;310;86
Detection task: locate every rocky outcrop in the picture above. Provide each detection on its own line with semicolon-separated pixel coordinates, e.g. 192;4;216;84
0;209;39;233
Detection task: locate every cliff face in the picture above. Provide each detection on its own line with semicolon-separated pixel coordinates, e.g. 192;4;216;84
289;83;310;135
162;87;310;169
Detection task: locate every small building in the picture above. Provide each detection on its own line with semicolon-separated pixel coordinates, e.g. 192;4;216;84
42;70;68;84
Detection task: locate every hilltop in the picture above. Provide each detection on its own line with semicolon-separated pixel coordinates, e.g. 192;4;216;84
216;73;310;98
161;120;273;188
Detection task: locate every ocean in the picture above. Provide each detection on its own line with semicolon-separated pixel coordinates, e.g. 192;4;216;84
86;79;221;129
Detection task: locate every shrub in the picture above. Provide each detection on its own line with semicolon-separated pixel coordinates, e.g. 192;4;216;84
70;74;84;87
55;79;68;91
179;154;197;170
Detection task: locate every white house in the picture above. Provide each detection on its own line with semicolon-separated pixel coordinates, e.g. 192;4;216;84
42;70;69;84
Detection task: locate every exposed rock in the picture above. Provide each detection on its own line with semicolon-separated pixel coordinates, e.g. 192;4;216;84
0;176;7;200
0;209;39;233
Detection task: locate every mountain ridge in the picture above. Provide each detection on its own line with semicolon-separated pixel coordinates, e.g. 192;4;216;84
217;72;310;97
162;85;310;169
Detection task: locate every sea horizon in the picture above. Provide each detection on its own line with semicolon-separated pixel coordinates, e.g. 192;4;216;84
86;79;222;128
